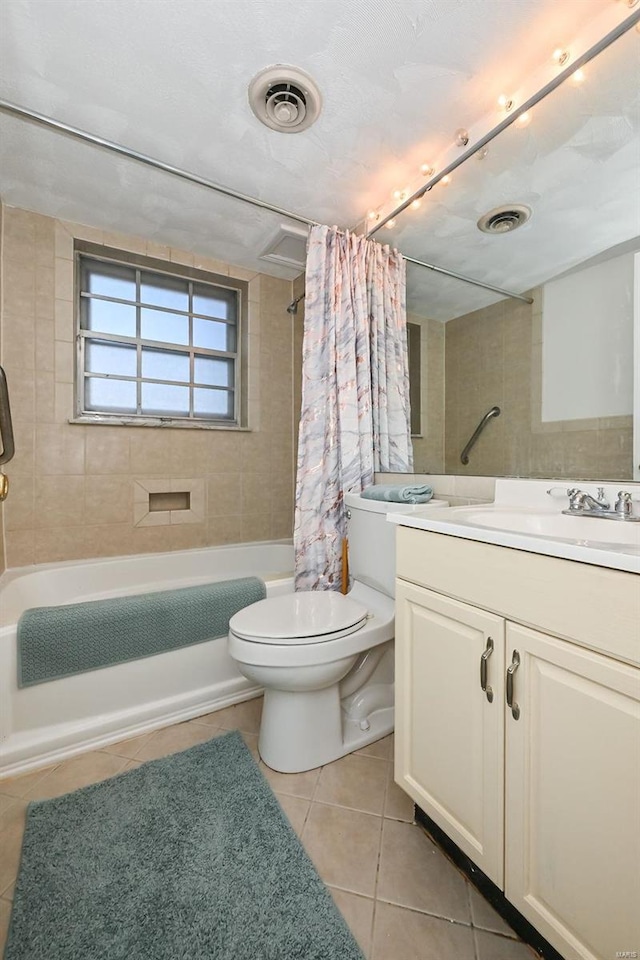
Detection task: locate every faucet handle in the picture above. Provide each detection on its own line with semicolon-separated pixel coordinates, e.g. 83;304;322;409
615;491;633;516
547;486;571;498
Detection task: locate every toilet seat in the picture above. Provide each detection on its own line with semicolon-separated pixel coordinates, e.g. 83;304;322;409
229;591;368;645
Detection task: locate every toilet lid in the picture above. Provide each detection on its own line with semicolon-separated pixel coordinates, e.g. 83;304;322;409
229;592;368;644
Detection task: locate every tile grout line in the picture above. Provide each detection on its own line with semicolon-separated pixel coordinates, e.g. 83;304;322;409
368;771;391;960
467;883;481;960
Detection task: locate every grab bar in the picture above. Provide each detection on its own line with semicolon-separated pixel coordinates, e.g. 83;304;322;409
460;405;500;465
0;365;16;466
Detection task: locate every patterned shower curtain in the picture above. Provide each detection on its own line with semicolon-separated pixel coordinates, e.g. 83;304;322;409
293;224;413;591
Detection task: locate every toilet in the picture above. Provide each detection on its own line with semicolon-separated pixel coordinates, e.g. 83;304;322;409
228;491;447;772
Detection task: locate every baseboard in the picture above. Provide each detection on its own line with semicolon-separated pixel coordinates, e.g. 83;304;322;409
414;805;567;960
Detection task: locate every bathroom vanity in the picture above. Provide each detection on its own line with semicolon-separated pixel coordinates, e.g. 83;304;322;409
390;480;640;960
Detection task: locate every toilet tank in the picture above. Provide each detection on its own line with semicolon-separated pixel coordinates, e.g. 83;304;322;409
344;492;447;598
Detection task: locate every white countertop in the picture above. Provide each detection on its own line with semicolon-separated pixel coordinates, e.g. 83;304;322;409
387;479;640;575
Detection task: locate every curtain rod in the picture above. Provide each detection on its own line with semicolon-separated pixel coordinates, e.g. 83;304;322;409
367;9;640;238
0;100;531;304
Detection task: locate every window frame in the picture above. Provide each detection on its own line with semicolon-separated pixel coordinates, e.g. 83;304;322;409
73;243;249;429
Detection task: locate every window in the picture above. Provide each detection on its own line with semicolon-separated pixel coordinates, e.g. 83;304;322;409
75;249;246;426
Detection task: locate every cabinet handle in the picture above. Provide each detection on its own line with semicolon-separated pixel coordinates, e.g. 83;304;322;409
506;650;521;720
480;636;494;703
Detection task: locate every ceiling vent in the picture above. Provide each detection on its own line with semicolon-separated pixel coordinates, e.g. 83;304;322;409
260;224;308;269
248;65;322;133
477;204;532;234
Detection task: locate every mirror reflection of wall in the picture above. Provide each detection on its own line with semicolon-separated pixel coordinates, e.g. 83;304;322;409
379;21;639;481
408;240;636;481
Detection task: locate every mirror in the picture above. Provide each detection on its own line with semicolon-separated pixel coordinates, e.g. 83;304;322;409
381;24;639;480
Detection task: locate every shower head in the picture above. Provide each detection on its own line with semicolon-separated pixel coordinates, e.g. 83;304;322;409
286;293;305;315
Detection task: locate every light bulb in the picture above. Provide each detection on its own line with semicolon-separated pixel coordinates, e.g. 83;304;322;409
627;0;639;8
516;112;531;127
367;210;379;221
392;189;407;201
476;147;489;161
386;219;396;228
571;68;585;84
420;164;435;177
410;199;422;210
441;175;452;186
498;94;514;112
552;48;570;65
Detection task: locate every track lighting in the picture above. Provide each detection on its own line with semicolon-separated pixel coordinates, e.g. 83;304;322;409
498;94;514;112
552;48;570;65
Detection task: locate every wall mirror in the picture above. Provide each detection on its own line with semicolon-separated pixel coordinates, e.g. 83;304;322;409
379;24;639;481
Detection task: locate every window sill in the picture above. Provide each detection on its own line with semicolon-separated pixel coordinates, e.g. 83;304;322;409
68;415;252;431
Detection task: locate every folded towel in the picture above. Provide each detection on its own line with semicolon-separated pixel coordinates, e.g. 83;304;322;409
17;576;266;688
361;484;434;504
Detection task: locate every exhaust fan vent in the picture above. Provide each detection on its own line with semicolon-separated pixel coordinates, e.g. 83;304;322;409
477;204;532;234
249;65;322;133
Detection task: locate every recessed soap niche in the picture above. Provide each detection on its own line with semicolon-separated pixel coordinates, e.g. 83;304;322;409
133;479;204;527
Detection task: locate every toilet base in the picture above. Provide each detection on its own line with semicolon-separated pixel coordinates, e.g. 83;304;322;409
258;685;394;774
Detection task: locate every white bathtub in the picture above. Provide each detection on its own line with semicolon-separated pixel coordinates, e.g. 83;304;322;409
0;541;294;779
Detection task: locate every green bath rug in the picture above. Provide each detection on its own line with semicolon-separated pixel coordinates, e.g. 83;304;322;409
4;731;364;960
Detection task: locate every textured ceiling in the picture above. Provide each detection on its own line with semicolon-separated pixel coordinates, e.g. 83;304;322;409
0;0;637;315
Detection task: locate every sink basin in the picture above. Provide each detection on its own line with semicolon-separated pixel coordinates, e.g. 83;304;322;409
446;506;640;547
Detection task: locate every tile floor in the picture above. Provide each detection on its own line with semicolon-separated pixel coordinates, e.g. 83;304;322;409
0;697;536;960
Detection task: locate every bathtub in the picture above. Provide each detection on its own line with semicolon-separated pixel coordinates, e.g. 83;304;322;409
0;541;294;779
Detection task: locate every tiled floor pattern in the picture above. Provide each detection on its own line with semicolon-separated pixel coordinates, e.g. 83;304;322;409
0;698;536;960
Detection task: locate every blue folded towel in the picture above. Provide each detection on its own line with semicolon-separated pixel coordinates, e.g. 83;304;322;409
361;484;434;504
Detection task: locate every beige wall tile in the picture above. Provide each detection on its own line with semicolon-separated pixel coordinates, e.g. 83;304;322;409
34;526;87;564
3;259;35;316
85;427;131;474
5;529;35;568
34;372;55;423
54;382;75;423
34;475;85;527
85;476;133;525
207;514;242;545
2;315;35;371
35;425;85;475
54;298;74;342
3;478;35;531
83;523;134;559
207;474;242;517
2;208;295;567
54;257;73;302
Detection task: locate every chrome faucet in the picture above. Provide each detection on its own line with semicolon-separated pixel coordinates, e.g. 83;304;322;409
559;487;640;522
565;487;610;513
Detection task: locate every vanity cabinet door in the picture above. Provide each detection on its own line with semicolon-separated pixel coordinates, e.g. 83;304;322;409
505;623;640;960
395;580;506;886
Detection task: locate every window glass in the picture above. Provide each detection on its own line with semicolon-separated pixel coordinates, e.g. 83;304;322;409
194;357;233;387
194;388;233;418
141;382;190;416
85;377;136;413
86;340;137;378
193;318;235;352
141;348;190;383
193;283;236;320
140;272;189;312
82;262;136;301
140;308;189;345
84;299;136;338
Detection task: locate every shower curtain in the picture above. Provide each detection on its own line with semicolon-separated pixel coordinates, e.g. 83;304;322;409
294;224;413;591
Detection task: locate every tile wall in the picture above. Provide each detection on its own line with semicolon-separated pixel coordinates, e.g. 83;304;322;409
0;205;297;569
443;291;633;479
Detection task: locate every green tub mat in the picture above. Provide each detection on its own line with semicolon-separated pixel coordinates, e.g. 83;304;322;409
17;576;266;687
